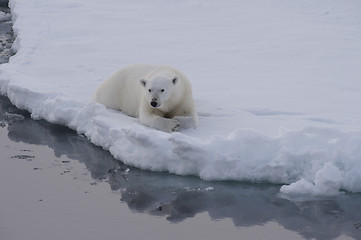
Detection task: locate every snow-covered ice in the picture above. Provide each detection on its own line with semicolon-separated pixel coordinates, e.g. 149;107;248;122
1;0;361;196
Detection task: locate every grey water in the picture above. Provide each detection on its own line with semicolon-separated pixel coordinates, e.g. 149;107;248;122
0;1;360;240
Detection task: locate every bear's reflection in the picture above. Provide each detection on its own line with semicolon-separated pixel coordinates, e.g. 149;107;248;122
1;95;360;240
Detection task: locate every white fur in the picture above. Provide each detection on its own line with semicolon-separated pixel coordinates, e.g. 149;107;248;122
94;64;198;132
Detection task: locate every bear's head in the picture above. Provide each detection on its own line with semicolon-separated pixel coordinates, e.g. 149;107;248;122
140;74;178;112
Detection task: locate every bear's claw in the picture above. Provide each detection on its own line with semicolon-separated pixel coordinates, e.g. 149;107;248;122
172;122;181;132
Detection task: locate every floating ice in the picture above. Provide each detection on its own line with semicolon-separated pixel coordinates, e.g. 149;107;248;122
1;0;361;197
2;112;24;122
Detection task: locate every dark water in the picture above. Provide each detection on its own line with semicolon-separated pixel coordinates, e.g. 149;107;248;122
0;0;14;63
0;2;361;240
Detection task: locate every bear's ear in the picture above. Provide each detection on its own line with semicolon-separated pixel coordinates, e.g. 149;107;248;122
140;79;147;87
172;77;177;85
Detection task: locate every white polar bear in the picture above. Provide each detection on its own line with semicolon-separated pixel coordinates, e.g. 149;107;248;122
94;64;198;132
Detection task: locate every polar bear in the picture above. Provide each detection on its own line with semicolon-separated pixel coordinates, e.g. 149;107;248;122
94;64;198;132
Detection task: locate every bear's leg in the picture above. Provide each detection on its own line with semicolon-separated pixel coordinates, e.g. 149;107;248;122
139;112;180;132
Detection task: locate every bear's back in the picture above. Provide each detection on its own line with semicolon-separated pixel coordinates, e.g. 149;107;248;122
94;64;157;117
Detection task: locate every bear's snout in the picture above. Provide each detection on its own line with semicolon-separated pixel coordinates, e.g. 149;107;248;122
150;97;158;108
151;101;158;108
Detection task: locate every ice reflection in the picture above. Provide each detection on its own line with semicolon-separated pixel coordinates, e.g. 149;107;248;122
1;95;360;240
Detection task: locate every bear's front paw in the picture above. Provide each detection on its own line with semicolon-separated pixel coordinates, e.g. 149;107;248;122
174;116;197;129
169;119;180;132
162;118;180;132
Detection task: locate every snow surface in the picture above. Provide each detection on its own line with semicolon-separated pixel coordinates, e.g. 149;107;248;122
1;0;361;196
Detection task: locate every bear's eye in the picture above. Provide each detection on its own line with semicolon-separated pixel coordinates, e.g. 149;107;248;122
148;89;152;93
161;89;165;92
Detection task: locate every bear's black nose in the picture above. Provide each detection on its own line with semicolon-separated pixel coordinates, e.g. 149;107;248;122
151;101;158;107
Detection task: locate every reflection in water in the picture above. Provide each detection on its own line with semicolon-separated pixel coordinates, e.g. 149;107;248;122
1;95;360;240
